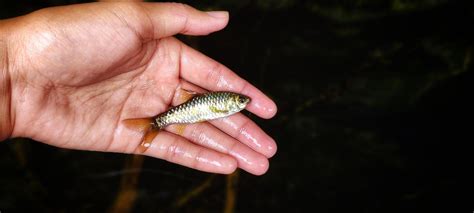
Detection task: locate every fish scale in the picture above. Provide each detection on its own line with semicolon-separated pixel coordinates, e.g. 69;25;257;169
122;91;250;153
153;91;250;129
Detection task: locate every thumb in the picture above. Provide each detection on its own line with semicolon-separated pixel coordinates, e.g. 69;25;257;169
140;3;229;39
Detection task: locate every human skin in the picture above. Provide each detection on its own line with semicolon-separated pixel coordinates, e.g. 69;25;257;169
0;2;277;175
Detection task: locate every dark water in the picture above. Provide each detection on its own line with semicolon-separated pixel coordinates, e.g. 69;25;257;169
1;0;473;212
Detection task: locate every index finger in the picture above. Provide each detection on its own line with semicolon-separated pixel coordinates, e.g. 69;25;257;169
179;42;277;119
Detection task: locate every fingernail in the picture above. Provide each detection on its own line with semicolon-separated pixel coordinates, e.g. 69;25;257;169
206;11;229;19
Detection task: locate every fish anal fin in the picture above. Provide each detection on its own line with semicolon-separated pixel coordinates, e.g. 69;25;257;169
173;124;187;136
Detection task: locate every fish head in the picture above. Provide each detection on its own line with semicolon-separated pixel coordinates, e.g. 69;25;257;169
227;93;251;112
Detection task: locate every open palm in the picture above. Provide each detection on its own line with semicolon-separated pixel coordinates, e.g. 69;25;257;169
8;3;277;175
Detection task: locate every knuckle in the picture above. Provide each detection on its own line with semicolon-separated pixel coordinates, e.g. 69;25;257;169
191;149;203;169
238;80;250;95
238;118;251;137
206;62;224;87
190;124;205;144
227;140;239;155
166;2;192;17
164;138;180;162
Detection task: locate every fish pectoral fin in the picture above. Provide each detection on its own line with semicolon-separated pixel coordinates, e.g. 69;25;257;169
209;106;229;114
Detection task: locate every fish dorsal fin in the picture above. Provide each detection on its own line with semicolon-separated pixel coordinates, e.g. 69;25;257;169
179;89;200;103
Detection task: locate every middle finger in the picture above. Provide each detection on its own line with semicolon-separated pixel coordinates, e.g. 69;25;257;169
173;81;277;157
165;121;269;175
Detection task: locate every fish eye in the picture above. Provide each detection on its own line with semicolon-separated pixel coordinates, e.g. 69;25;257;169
238;97;247;104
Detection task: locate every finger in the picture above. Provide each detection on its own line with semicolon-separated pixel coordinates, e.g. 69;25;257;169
178;42;277;119
141;3;229;38
98;3;227;39
173;82;277;157
210;114;277;158
139;131;237;174
166;122;270;176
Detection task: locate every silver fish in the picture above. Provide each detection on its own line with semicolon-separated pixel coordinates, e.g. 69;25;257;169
154;91;250;128
123;91;250;150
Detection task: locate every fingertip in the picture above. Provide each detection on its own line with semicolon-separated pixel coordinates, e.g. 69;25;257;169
250;157;269;176
228;144;270;175
238;84;277;119
196;10;229;35
144;3;229;38
265;138;278;158
247;98;278;119
219;156;238;174
205;11;229;19
194;148;238;174
262;99;278;119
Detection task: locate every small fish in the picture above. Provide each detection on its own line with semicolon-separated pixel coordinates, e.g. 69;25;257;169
123;91;251;150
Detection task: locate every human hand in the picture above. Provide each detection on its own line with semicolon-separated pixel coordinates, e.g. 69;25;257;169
1;2;277;175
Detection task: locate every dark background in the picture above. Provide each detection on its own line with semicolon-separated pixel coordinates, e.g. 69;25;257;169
1;0;473;212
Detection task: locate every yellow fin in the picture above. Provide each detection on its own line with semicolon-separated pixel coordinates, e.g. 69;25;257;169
179;89;198;103
173;124;187;136
123;118;154;132
210;106;229;114
137;129;160;153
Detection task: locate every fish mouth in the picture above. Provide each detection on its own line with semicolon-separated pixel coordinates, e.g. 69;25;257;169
244;97;251;105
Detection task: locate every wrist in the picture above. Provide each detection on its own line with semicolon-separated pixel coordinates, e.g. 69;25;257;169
0;25;13;141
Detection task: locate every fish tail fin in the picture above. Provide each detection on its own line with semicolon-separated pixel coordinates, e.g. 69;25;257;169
122;117;155;133
123;117;161;153
137;128;160;153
